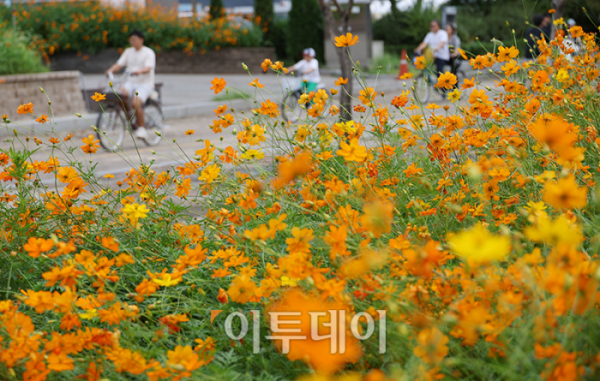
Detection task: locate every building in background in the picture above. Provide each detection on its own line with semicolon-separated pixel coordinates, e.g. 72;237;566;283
324;0;373;68
167;0;291;17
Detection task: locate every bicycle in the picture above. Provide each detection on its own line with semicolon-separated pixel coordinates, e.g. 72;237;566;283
281;77;325;123
411;53;467;104
96;70;164;151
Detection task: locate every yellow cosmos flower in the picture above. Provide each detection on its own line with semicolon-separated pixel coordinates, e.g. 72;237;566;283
241;149;265;160
448;223;510;264
336;138;367;163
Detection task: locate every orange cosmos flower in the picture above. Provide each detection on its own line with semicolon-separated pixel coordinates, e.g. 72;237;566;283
413;327;450;365
496;46;519;62
56;166;78;183
17;102;34;114
210;77;226;94
227;275;257;303
359;200;394;238
167;345;205;372
462;77;476;89
543;174;588;209
437;72;457;89
415;56;426;70
101;236;119;252
359;87;377;107
249;78;265;88
81;135;100;154
285;227;315;253
36;114;49;124
91;92;106;102
267;289;362;374
334;32;359;47
272;151;313;189
335;77;348;86
217;288;229;303
261;58;272;72
24;237;54;258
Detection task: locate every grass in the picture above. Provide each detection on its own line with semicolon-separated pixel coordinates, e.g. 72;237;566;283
367;53;419;76
212;89;251;102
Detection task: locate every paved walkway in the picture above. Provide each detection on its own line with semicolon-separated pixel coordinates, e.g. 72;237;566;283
81;73;409;107
5;72;437;136
1;72;498;183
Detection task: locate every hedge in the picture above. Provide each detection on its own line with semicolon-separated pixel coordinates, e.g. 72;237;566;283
0;1;262;63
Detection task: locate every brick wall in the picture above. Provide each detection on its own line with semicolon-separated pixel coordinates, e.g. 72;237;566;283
50;47;276;74
0;71;85;121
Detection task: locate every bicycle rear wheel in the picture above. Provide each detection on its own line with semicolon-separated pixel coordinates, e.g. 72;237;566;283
413;75;430;103
96;104;125;151
281;91;305;123
142;101;164;147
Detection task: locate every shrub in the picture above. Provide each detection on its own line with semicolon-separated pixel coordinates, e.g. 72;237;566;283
1;24;600;381
287;0;324;64
270;17;289;62
254;0;274;45
209;0;224;20
373;0;439;52
0;27;48;75
0;1;262;62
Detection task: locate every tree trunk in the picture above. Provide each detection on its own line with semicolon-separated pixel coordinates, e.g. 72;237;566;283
551;0;569;39
552;0;568;21
319;0;354;121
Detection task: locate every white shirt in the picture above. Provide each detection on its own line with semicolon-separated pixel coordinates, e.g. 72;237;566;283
424;30;450;61
116;46;156;89
293;58;321;83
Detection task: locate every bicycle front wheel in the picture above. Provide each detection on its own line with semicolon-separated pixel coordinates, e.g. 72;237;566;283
281;91;304;123
143;101;164;147
96;104;125;151
413;75;430;104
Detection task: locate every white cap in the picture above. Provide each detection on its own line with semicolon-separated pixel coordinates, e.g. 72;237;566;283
302;48;316;57
567;18;576;27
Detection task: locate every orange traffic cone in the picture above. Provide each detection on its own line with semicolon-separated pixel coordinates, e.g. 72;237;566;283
397;49;409;79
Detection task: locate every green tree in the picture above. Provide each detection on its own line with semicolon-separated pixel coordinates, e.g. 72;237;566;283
287;0;324;63
209;0;224;19
255;0;274;44
373;0;439;54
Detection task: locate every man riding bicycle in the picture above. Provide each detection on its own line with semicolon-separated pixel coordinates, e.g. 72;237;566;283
286;48;321;93
105;30;156;139
414;20;450;92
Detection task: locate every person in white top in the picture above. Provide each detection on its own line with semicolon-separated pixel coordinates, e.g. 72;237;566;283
105;30;156;139
414;20;450;91
563;18;581;61
287;48;321;93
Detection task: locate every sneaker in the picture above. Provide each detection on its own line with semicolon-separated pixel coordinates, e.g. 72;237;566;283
135;127;148;139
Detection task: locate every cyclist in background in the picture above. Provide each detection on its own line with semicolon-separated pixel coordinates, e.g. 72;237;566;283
105;30;156;139
287;48;321;93
446;24;461;76
414;20;450;91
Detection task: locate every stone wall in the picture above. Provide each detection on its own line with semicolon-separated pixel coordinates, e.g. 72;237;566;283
50;47;276;74
0;71;85;121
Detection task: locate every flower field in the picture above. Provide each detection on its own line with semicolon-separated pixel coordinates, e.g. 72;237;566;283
0;1;262;63
2;23;600;381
